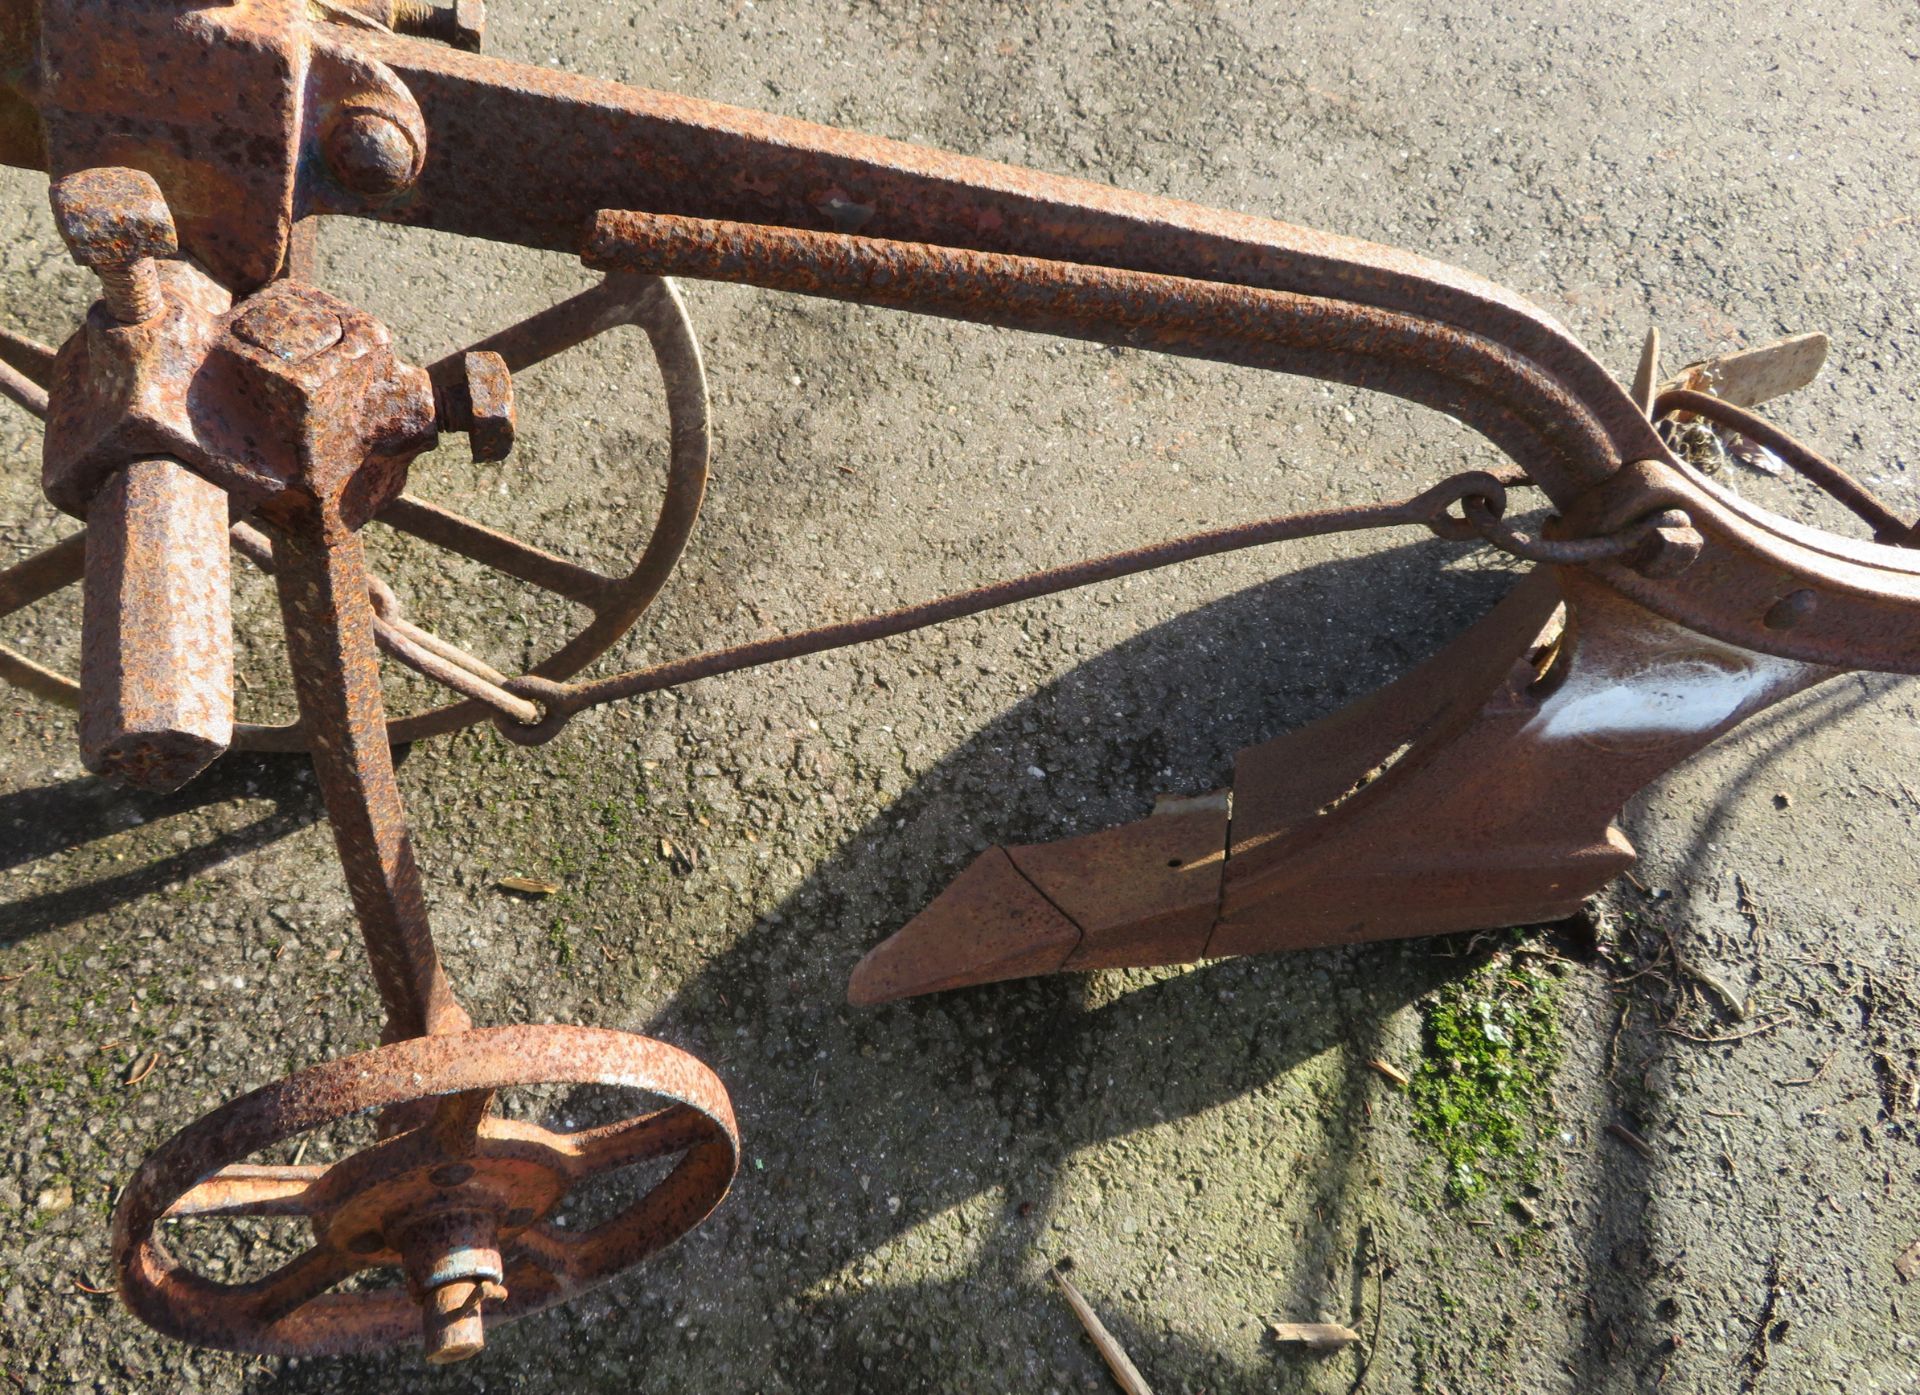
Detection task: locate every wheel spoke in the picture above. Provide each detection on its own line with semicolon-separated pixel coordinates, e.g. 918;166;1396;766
565;1104;715;1178
0;645;79;710
166;1164;330;1219
247;1244;366;1325
0;324;56;387
508;1222;587;1288
0;532;85;618
377;495;610;604
0;357;47;419
425;1088;496;1159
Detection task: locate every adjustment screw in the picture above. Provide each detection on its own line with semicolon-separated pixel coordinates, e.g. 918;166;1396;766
49;168;178;325
391;0;486;51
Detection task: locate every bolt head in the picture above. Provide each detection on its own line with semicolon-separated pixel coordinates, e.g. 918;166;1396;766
49;167;178;269
230;294;345;364
324;108;423;200
462;351;515;463
451;0;487;50
429;1162;477;1188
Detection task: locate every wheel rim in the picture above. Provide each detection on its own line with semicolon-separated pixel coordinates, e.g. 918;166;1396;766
111;1025;738;1360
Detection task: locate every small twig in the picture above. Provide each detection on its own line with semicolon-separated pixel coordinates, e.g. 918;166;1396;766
1781;1046;1840;1087
123;1052;160;1087
1270;1322;1359;1352
1051;1259;1154;1395
1606;1122;1655;1158
1365;1058;1409;1088
73;1279;114;1296
1661;1015;1791;1045
1606;998;1630;1081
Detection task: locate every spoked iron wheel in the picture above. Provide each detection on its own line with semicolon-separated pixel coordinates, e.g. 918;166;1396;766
111;1026;738;1363
0;271;708;751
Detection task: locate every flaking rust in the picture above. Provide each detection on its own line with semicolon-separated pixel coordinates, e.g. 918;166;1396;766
0;0;1913;1371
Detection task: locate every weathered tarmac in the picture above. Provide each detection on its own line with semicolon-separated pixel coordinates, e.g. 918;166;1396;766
3;2;1919;1391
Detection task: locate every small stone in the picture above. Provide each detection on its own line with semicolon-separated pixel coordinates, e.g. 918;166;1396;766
35;1183;73;1215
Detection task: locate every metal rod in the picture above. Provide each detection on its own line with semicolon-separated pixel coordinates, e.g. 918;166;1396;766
268;515;468;1042
508;470;1529;733
1654;387;1912;544
586;211;1618;501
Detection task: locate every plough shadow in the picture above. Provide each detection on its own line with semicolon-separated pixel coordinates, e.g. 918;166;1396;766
1572;675;1896;1389
234;536;1565;1394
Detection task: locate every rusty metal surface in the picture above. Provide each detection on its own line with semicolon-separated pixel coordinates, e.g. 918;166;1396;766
1;0;1918;1369
853;567;1836;1001
78;457;232;791
112;1025;738;1360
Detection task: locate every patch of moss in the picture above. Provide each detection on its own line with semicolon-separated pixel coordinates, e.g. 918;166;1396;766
1409;957;1564;1202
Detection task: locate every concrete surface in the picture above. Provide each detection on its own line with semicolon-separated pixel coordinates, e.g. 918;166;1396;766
3;1;1919;1391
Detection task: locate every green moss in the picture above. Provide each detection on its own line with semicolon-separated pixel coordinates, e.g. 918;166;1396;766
1408;957;1564;1202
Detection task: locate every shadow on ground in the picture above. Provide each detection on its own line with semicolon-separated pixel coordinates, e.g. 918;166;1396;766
170;538;1565;1393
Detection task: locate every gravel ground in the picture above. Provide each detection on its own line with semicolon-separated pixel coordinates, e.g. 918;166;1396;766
3;2;1920;1392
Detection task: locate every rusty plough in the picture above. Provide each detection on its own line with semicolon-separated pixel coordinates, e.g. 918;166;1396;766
0;0;1913;1369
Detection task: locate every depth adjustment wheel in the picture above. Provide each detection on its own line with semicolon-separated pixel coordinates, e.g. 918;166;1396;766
111;1026;738;1364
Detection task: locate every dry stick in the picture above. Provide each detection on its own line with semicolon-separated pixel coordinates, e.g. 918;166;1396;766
1782;1046;1840;1087
1365;1058;1409;1088
1270;1323;1360;1352
1051;1260;1154;1395
1661;1015;1792;1045
1606;1122;1655;1158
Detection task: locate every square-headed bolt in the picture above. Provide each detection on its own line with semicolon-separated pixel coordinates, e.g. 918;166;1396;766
433;351;515;463
49;168;178;325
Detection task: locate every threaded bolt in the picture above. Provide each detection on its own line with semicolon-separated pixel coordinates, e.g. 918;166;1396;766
49;168;178;327
390;0;485;50
94;263;164;325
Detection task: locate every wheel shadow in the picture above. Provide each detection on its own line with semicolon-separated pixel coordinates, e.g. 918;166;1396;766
0;750;325;951
238;537;1534;1393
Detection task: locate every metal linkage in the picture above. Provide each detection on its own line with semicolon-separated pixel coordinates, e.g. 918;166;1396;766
1;0;1918;1371
494;468;1694;745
